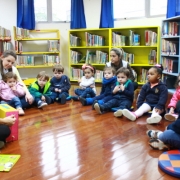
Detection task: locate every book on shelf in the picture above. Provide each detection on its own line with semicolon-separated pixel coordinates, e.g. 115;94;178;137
0;26;11;40
48;40;60;52
70;34;81;46
112;31;126;46
145;30;157;46
139;68;148;83
162;21;179;37
15;27;30;39
0;154;21;172
162;58;178;73
148;49;157;65
85;32;105;46
161;39;178;55
129;30;140;46
123;52;134;64
71;50;82;63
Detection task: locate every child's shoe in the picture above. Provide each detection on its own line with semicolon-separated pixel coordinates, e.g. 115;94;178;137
164;113;178;121
38;101;47;108
146;114;162;124
94;103;104;114
92;100;98;110
146;130;162;139
114;109;123;117
122;109;136;121
0;141;5;149
79;97;87;106
149;139;169;150
17;108;25;116
60;94;66;104
71;96;79;101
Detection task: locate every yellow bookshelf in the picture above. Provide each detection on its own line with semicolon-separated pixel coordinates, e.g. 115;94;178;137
13;26;60;85
68;26;160;84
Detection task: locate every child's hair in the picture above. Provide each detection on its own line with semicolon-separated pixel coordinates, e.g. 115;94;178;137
151;64;164;76
37;71;49;81
0;50;17;76
103;66;116;75
52;65;64;73
110;48;124;60
2;72;17;82
82;64;96;74
116;67;130;78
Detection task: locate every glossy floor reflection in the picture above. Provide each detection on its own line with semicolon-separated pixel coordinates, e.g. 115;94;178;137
0;86;178;180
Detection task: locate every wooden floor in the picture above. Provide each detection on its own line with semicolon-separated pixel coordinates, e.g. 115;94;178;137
0;86;178;180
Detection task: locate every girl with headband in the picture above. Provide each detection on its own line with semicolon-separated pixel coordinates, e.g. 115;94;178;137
71;64;96;101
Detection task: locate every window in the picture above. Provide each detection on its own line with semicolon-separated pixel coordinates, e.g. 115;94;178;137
114;0;145;19
114;0;167;19
34;0;71;22
150;0;167;16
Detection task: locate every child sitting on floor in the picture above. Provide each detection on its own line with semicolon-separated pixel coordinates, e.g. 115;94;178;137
119;64;168;124
71;64;96;100
0;72;25;115
164;74;180;121
28;71;52;108
50;65;71;104
94;67;134;114
79;66;116;107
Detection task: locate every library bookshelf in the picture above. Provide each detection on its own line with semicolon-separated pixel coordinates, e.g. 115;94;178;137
13;27;60;85
160;16;180;94
69;26;160;85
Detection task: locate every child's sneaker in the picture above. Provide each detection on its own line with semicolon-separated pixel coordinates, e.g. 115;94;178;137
146;130;162;139
94;103;104;114
114;109;123;117
38;101;47;108
0;141;5;149
71;96;79;101
146;114;162;124
17;108;25;116
164;113;178;121
122;109;136;121
149;139;169;150
60;94;66;104
79;97;87;106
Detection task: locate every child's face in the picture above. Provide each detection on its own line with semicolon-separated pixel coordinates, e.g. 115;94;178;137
104;70;114;79
117;72;128;84
37;77;47;87
110;51;120;65
6;78;16;88
54;71;63;79
147;68;160;83
1;55;15;70
84;68;93;79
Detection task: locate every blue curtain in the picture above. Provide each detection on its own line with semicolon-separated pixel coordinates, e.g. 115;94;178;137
99;0;114;28
70;0;86;29
167;0;180;18
17;0;35;30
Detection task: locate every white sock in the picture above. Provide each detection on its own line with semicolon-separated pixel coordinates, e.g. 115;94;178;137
134;103;151;117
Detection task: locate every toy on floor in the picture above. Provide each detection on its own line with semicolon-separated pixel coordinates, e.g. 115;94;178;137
158;150;180;178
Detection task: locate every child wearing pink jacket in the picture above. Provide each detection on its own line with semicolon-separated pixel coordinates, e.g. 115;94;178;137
164;75;180;121
0;72;25;115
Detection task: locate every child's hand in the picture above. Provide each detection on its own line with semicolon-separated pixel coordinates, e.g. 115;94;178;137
154;108;161;114
169;107;174;114
55;88;59;92
41;96;45;101
90;85;94;88
58;89;61;93
2;115;16;126
120;84;125;91
113;85;121;93
11;86;16;91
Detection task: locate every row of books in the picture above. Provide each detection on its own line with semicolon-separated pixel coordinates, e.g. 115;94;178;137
162;21;178;37
71;50;82;63
162;57;178;73
0;26;11;40
0;41;12;54
148;49;157;65
139;68;148;83
112;32;126;46
123;52;134;64
70;34;81;46
145;30;157;46
85;32;105;46
16;55;60;66
161;39;177;55
71;68;104;81
129;30;140;46
15;40;60;53
86;50;108;64
15;27;30;39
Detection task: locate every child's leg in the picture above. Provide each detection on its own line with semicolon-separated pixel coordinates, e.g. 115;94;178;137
80;87;96;98
122;103;151;121
49;92;58;102
35;97;47;108
58;92;69;104
9;97;25;115
146;108;163;124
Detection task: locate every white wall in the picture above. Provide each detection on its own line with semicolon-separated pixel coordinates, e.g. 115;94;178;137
0;0;166;77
